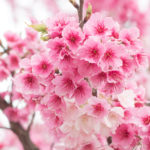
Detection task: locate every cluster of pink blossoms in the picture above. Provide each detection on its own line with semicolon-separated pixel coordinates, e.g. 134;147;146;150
85;0;150;36
0;25;54;149
12;12;150;150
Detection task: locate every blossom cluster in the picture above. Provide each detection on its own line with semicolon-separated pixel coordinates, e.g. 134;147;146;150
10;12;150;150
85;0;150;36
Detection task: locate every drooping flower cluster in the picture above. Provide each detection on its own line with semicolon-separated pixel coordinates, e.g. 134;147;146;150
12;12;150;150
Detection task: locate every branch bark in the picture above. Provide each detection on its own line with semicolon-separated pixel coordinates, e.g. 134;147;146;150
78;0;84;23
27;112;35;133
10;121;39;150
69;0;84;26
0;96;39;150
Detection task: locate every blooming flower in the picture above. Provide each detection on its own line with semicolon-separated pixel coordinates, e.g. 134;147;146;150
112;124;135;146
78;36;104;63
14;73;40;95
63;25;84;52
31;52;53;78
72;80;91;105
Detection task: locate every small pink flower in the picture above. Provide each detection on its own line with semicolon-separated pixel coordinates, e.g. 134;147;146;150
0;66;9;81
12;40;26;53
112;124;135;146
47;13;77;38
101;82;123;95
110;22;120;39
63;25;84;52
4;31;19;43
42;93;66;113
90;71;107;88
8;52;19;71
142;137;150;150
58;49;75;70
47;111;63;129
134;53;148;68
101;43;123;71
25;28;37;41
47;38;66;63
78;36;104;63
14;73;40;95
84;13;114;36
80;143;95;150
31;52;53;78
4;107;19;122
120;27;140;48
77;60;99;77
52;73;75;97
121;57;134;75
72;80;92;105
87;97;109;119
107;71;124;83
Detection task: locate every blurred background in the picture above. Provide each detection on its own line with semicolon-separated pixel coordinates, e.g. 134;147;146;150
0;0;149;36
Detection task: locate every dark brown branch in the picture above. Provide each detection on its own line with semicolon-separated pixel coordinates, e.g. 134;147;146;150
0;42;10;55
0;96;11;110
0;96;39;150
27;112;35;133
78;0;84;23
69;0;84;25
69;0;79;10
0;126;10;130
92;88;97;97
80;4;92;28
10;121;39;150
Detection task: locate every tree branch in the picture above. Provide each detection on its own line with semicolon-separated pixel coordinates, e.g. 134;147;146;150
69;0;84;25
10;121;39;150
80;3;92;28
0;96;39;150
27;112;35;133
0;126;11;130
69;0;79;10
0;96;11;110
78;0;84;23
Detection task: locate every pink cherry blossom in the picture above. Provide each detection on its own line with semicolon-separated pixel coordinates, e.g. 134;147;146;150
14;73;40;95
84;13;114;36
87;97;109;119
90;71;107;88
63;25;84;52
112;124;135;147
107;70;124;83
52;73;75;97
72;80;91;105
78;36;104;63
8;52;19;71
42;93;66;113
77;60;99;77
142;137;150;150
101;82;124;95
31;52;53;78
0;66;9;81
101;43;123;71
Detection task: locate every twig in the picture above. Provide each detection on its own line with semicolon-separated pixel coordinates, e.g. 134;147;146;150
80;3;92;28
69;0;84;25
27;112;35;133
0;97;39;150
0;41;10;55
78;0;84;23
0;96;12;110
69;0;79;10
0;126;11;130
